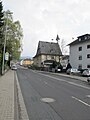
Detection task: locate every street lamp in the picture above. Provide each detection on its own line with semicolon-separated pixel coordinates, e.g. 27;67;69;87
2;11;13;75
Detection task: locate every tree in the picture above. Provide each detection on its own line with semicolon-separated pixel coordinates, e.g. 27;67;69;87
0;1;4;74
3;10;23;60
0;1;4;46
66;63;72;71
61;39;68;55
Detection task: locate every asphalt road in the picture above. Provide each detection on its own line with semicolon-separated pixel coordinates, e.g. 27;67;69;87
17;68;90;120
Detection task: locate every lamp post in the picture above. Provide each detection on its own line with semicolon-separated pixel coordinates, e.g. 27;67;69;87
2;11;13;75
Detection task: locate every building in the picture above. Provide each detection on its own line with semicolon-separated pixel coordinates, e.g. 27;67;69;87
69;34;90;70
33;41;62;67
21;59;33;67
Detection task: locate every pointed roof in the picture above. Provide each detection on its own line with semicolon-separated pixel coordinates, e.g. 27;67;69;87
56;34;60;42
34;41;62;57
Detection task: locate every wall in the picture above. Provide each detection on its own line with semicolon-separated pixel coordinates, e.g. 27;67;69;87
34;54;60;67
70;41;90;69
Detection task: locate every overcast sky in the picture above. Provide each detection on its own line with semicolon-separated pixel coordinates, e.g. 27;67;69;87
3;0;90;57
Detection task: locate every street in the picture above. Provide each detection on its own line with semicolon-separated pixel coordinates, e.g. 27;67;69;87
17;67;90;120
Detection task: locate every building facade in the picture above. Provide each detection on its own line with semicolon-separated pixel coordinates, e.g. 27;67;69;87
33;41;62;67
21;59;33;67
69;34;90;70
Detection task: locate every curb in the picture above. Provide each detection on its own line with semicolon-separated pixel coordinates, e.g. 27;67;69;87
15;72;29;120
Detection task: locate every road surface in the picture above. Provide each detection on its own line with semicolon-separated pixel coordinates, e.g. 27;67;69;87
17;68;90;120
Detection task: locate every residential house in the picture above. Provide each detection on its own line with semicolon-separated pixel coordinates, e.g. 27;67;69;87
69;34;90;70
33;41;62;67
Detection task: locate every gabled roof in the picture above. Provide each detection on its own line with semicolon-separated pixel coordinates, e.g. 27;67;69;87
34;41;62;57
68;34;90;46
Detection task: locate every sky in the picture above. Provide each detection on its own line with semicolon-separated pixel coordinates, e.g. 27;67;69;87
2;0;90;57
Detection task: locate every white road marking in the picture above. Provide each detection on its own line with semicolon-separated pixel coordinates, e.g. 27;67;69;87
72;96;90;107
68;82;90;90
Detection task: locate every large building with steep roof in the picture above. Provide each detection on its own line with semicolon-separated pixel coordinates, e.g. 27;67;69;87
33;41;62;67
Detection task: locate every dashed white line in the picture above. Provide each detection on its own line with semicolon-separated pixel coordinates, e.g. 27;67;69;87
72;96;90;107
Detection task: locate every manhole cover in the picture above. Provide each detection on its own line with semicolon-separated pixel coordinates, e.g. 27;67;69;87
40;98;55;103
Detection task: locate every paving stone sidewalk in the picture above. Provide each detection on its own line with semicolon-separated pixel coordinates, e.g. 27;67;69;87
0;70;14;120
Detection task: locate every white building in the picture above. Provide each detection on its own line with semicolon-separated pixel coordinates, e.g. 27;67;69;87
69;34;90;70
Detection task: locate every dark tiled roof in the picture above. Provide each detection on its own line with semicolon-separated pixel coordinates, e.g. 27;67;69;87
68;34;90;46
35;41;62;56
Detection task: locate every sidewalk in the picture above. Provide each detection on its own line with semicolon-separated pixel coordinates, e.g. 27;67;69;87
0;70;14;120
0;69;29;120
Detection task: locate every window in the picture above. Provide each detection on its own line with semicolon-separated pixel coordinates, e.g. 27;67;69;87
87;54;90;58
78;64;82;69
51;56;54;59
87;65;90;68
87;45;90;49
79;55;82;60
79;46;82;51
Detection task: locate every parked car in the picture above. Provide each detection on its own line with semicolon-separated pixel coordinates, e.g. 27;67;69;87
11;64;17;70
79;69;88;74
66;68;80;75
82;69;90;76
55;65;63;73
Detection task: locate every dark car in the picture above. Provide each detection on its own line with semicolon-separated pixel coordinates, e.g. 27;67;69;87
55;65;63;73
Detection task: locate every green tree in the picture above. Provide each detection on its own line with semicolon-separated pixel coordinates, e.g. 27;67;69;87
0;1;4;47
3;10;23;60
0;1;4;74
